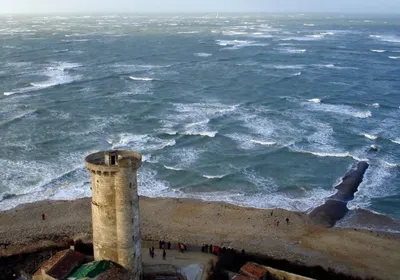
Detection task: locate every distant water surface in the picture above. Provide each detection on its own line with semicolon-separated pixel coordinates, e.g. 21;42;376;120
0;14;399;226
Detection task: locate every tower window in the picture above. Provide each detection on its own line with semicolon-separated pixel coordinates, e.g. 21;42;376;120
129;183;132;188
110;155;116;165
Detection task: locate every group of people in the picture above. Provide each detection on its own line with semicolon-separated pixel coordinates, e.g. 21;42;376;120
149;246;167;260
201;244;214;253
158;240;171;250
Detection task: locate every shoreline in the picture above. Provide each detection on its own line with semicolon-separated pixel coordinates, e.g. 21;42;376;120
1;197;400;279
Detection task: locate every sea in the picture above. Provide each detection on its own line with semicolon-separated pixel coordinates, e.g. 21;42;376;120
0;14;399;227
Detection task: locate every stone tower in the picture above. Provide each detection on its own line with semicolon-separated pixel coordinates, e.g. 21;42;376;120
85;150;142;279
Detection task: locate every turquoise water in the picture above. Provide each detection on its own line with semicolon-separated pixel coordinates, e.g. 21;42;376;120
0;14;399;221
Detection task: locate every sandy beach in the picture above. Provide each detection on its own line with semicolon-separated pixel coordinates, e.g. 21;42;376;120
1;197;400;280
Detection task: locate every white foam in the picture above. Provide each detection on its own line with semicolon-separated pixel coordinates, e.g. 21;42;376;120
371;103;380;108
305;101;372;118
164;165;184;171
4;62;82;95
303;23;315;26
194;53;212;57
390;139;400;144
362;133;378;140
202;174;226;179
308;98;321;103
370;34;400;43
370;49;386;53
3;92;16;96
389;56;400;60
109;133;176;152
177;31;199;34
271;64;304;70
279;48;306;53
129;76;153;81
250;140;277;146
216;39;268;49
222;30;248;36
291;72;302;76
349;161;398;210
293;149;364;161
383;161;399;167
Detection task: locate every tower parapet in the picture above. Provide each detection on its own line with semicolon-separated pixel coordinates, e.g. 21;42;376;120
85;150;142;279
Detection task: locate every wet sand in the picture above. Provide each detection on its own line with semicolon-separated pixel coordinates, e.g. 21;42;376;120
0;197;399;280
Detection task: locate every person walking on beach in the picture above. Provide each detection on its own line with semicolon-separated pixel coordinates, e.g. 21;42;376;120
286;218;289;225
41;213;46;220
167;241;171;250
159;240;162;249
163;249;166;260
209;244;213;253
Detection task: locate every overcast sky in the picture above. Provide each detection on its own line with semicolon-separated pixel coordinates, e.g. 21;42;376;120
0;0;399;14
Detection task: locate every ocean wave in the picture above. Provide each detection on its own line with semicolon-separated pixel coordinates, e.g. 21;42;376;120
183;131;217;138
305;101;372;119
308;98;321;103
216;39;268;49
62;39;90;42
222;30;248;36
294;150;362;160
370;34;400;43
129;76;153;81
4;62;82;95
250;140;277;146
164;165;184;171
291;72;302;76
389;56;400;60
109;133;176;152
303;23;315;26
269;64;304;70
177;31;199;34
390;139;400;144
202;174;226;179
279;48;306;54
371;103;380;108
383;161;399;168
348;161;398;211
3;91;16;96
370;49;386;53
362;133;378;140
194;52;212;57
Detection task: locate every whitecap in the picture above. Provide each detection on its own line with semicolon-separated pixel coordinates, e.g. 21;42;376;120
370;34;400;43
371;103;380;108
389;56;400;60
250;140;277;146
194;52;212;57
278;48;306;54
296;150;355;159
3;92;16;96
129;76;153;81
370;49;386;53
303;23;315;26
390;139;400;144
362;133;378;140
306;101;372;118
222;30;248;36
291;72;302;76
383;161;399;167
308;98;321;103
271;64;304;70
177;31;199;34
184;131;217;138
202;174;226;179
164;165;184;171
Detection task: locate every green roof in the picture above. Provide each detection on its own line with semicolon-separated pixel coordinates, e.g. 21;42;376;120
68;260;112;279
